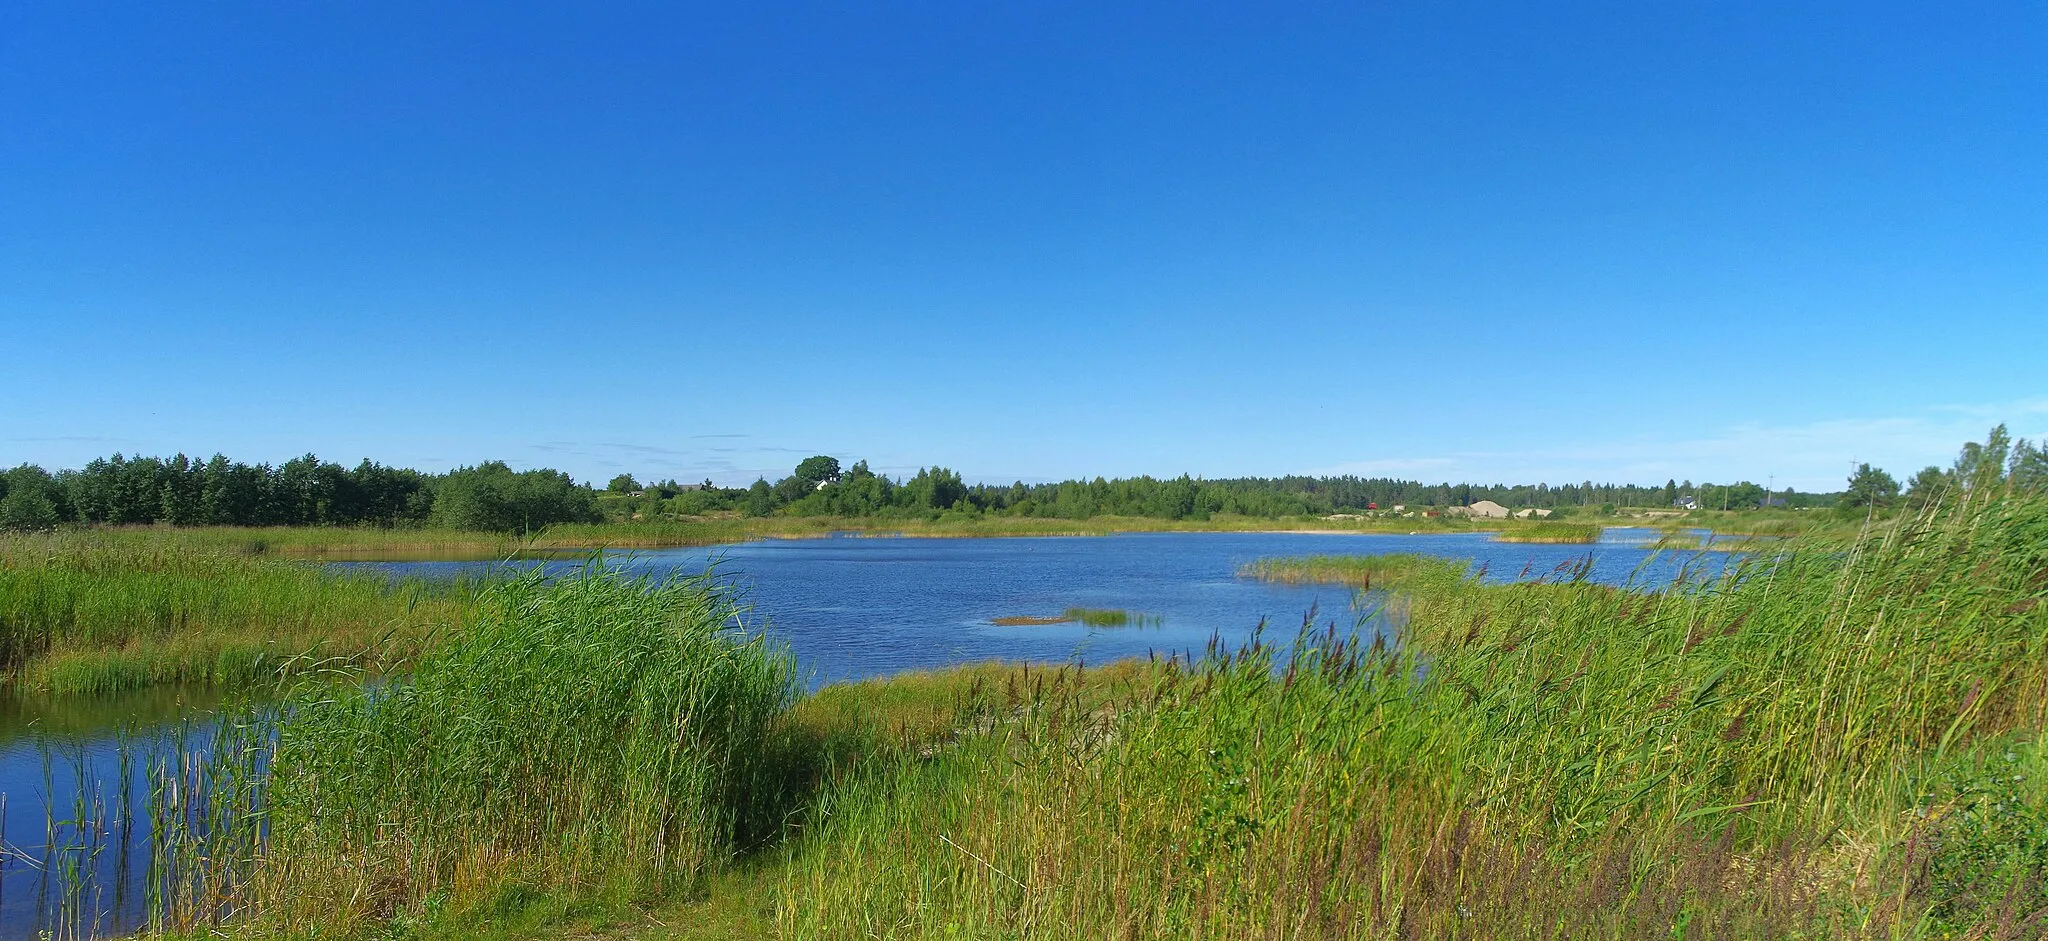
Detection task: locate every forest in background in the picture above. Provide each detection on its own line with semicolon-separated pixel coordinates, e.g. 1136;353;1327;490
8;430;2038;533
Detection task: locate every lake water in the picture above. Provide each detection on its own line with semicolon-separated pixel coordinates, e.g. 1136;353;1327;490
0;529;1733;937
355;529;1732;687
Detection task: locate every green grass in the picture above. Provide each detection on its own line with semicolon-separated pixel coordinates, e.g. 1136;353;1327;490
135;477;2048;939
780;485;2048;938
1491;520;1601;543
0;532;480;694
159;565;799;936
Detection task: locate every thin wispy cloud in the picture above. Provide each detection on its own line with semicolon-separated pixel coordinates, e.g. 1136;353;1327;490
1305;401;2048;492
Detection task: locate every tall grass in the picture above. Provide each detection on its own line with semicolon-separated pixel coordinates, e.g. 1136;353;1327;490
0;534;477;694
99;457;2048;938
781;483;2048;937
179;565;800;934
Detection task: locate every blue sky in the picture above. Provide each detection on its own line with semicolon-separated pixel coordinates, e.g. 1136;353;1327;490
4;2;2043;491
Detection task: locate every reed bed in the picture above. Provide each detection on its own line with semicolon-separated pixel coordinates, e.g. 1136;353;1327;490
153;565;801;935
1237;552;1439;588
1491;521;1601;543
0;534;477;694
84;452;2048;938
781;483;2048;938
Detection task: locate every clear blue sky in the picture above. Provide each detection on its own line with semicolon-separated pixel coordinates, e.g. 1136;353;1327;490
4;2;2043;491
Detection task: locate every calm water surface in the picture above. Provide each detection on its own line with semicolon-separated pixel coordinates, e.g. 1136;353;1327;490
1;529;1732;936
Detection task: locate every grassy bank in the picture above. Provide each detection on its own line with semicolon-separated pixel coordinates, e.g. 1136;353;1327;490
142;569;1164;938
776;485;2048;938
0;533;479;695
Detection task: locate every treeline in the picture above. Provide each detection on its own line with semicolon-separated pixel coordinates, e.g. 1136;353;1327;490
1838;425;2048;511
0;454;598;533
606;457;1840;522
15;429;2036;533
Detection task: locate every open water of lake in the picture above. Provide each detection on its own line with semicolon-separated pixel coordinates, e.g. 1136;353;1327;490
356;528;1735;686
0;528;1735;937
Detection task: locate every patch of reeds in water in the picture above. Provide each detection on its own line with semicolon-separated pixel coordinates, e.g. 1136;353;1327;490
1491;521;1601;543
1236;552;1443;589
988;609;1162;628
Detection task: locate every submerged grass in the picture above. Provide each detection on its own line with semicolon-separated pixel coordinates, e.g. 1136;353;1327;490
1063;607;1161;628
0;533;480;695
988;608;1163;628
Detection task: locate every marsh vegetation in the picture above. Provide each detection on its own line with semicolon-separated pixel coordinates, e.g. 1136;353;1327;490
5;429;2045;938
0;533;479;695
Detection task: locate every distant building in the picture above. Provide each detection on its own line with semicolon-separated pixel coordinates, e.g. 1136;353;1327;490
1760;495;1788;508
1674;494;1701;511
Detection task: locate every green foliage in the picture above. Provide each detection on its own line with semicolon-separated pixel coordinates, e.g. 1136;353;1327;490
0;533;473;693
431;461;600;533
792;456;842;487
1904;465;1951;508
1843;461;1902;509
744;478;775;517
251;565;799;929
56;452;437;527
0;463;66;530
606;473;640;493
1917;742;2048;930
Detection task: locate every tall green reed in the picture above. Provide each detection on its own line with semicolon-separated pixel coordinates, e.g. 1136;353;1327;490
0;534;477;694
200;563;800;931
